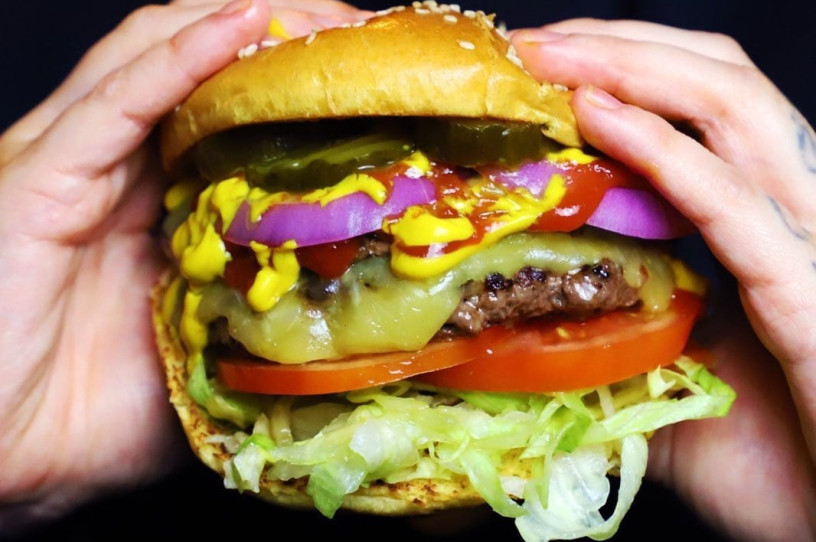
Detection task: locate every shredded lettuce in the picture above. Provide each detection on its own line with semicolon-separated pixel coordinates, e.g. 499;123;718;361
204;357;734;541
187;360;262;427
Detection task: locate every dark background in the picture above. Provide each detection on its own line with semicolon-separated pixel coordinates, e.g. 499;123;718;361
3;1;814;540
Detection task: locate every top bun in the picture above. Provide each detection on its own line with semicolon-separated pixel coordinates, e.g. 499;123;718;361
160;3;582;173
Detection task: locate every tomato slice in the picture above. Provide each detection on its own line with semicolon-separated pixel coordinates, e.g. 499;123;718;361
216;333;488;395
216;291;703;396
295;237;361;279
417;290;704;392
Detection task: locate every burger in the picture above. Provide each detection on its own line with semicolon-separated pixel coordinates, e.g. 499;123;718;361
152;3;736;540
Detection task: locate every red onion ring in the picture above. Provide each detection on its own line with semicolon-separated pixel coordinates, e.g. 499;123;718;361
481;159;695;240
225;156;694;248
587;187;695;239
224;175;436;248
480;159;563;197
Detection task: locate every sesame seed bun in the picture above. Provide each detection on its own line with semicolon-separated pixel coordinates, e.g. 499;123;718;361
159;4;581;173
152;3;591;517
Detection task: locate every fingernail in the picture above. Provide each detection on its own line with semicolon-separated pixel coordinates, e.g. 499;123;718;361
514;29;566;44
219;0;253;16
585;86;622;109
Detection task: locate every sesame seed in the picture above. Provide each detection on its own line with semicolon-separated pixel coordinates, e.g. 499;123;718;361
352;20;367;27
415;7;430;14
463;9;475;18
444;14;457;23
305;31;317;45
553;83;569;92
260;39;278;49
458;40;475;50
238;43;258;59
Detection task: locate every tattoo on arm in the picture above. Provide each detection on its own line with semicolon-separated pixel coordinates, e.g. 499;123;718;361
768;197;816;271
769;196;811;241
793;110;816;174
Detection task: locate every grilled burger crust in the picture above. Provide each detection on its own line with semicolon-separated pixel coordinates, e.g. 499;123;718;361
159;5;582;174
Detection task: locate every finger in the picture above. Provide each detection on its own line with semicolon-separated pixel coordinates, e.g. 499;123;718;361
572;84;816;365
521;18;753;65
173;0;365;17
20;0;272;187
0;0;272;245
512;31;816;224
268;0;367;16
570;86;751;236
1;3;366;164
511;30;765;128
1;4;216;163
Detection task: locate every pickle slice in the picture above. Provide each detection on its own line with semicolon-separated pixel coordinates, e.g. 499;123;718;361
193;121;414;191
411;118;561;167
194;124;296;185
191;118;563;191
247;133;415;191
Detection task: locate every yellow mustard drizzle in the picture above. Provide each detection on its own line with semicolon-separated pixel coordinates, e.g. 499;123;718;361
180;288;208;373
247;240;300;312
211;176;250;230
301;173;388;206
171;183;230;285
267;17;291;40
386;175;567;279
547;147;598;165
402;151;433;176
163;178;200;211
386;207;475;246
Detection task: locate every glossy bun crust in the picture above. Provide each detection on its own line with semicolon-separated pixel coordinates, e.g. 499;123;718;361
160;3;581;172
150;273;525;514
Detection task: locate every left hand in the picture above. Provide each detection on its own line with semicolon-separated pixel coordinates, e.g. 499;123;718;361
0;0;366;532
511;19;816;541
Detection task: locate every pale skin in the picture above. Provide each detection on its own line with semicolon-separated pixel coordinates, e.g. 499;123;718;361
0;0;368;531
0;2;813;540
512;20;816;541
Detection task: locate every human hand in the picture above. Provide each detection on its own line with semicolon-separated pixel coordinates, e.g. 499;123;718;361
512;20;816;541
0;0;366;532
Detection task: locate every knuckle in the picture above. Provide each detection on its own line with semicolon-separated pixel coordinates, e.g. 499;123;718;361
705;31;753;64
89;67;125;103
730;62;769;90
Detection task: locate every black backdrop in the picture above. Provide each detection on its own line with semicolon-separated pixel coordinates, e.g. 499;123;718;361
3;1;814;541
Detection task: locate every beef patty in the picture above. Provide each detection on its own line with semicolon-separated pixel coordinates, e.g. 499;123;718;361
302;232;641;336
439;261;640;336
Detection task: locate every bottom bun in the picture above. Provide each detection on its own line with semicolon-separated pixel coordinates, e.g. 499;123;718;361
151;271;500;515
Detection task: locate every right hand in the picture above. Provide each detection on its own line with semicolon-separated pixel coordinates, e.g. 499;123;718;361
512;19;816;541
